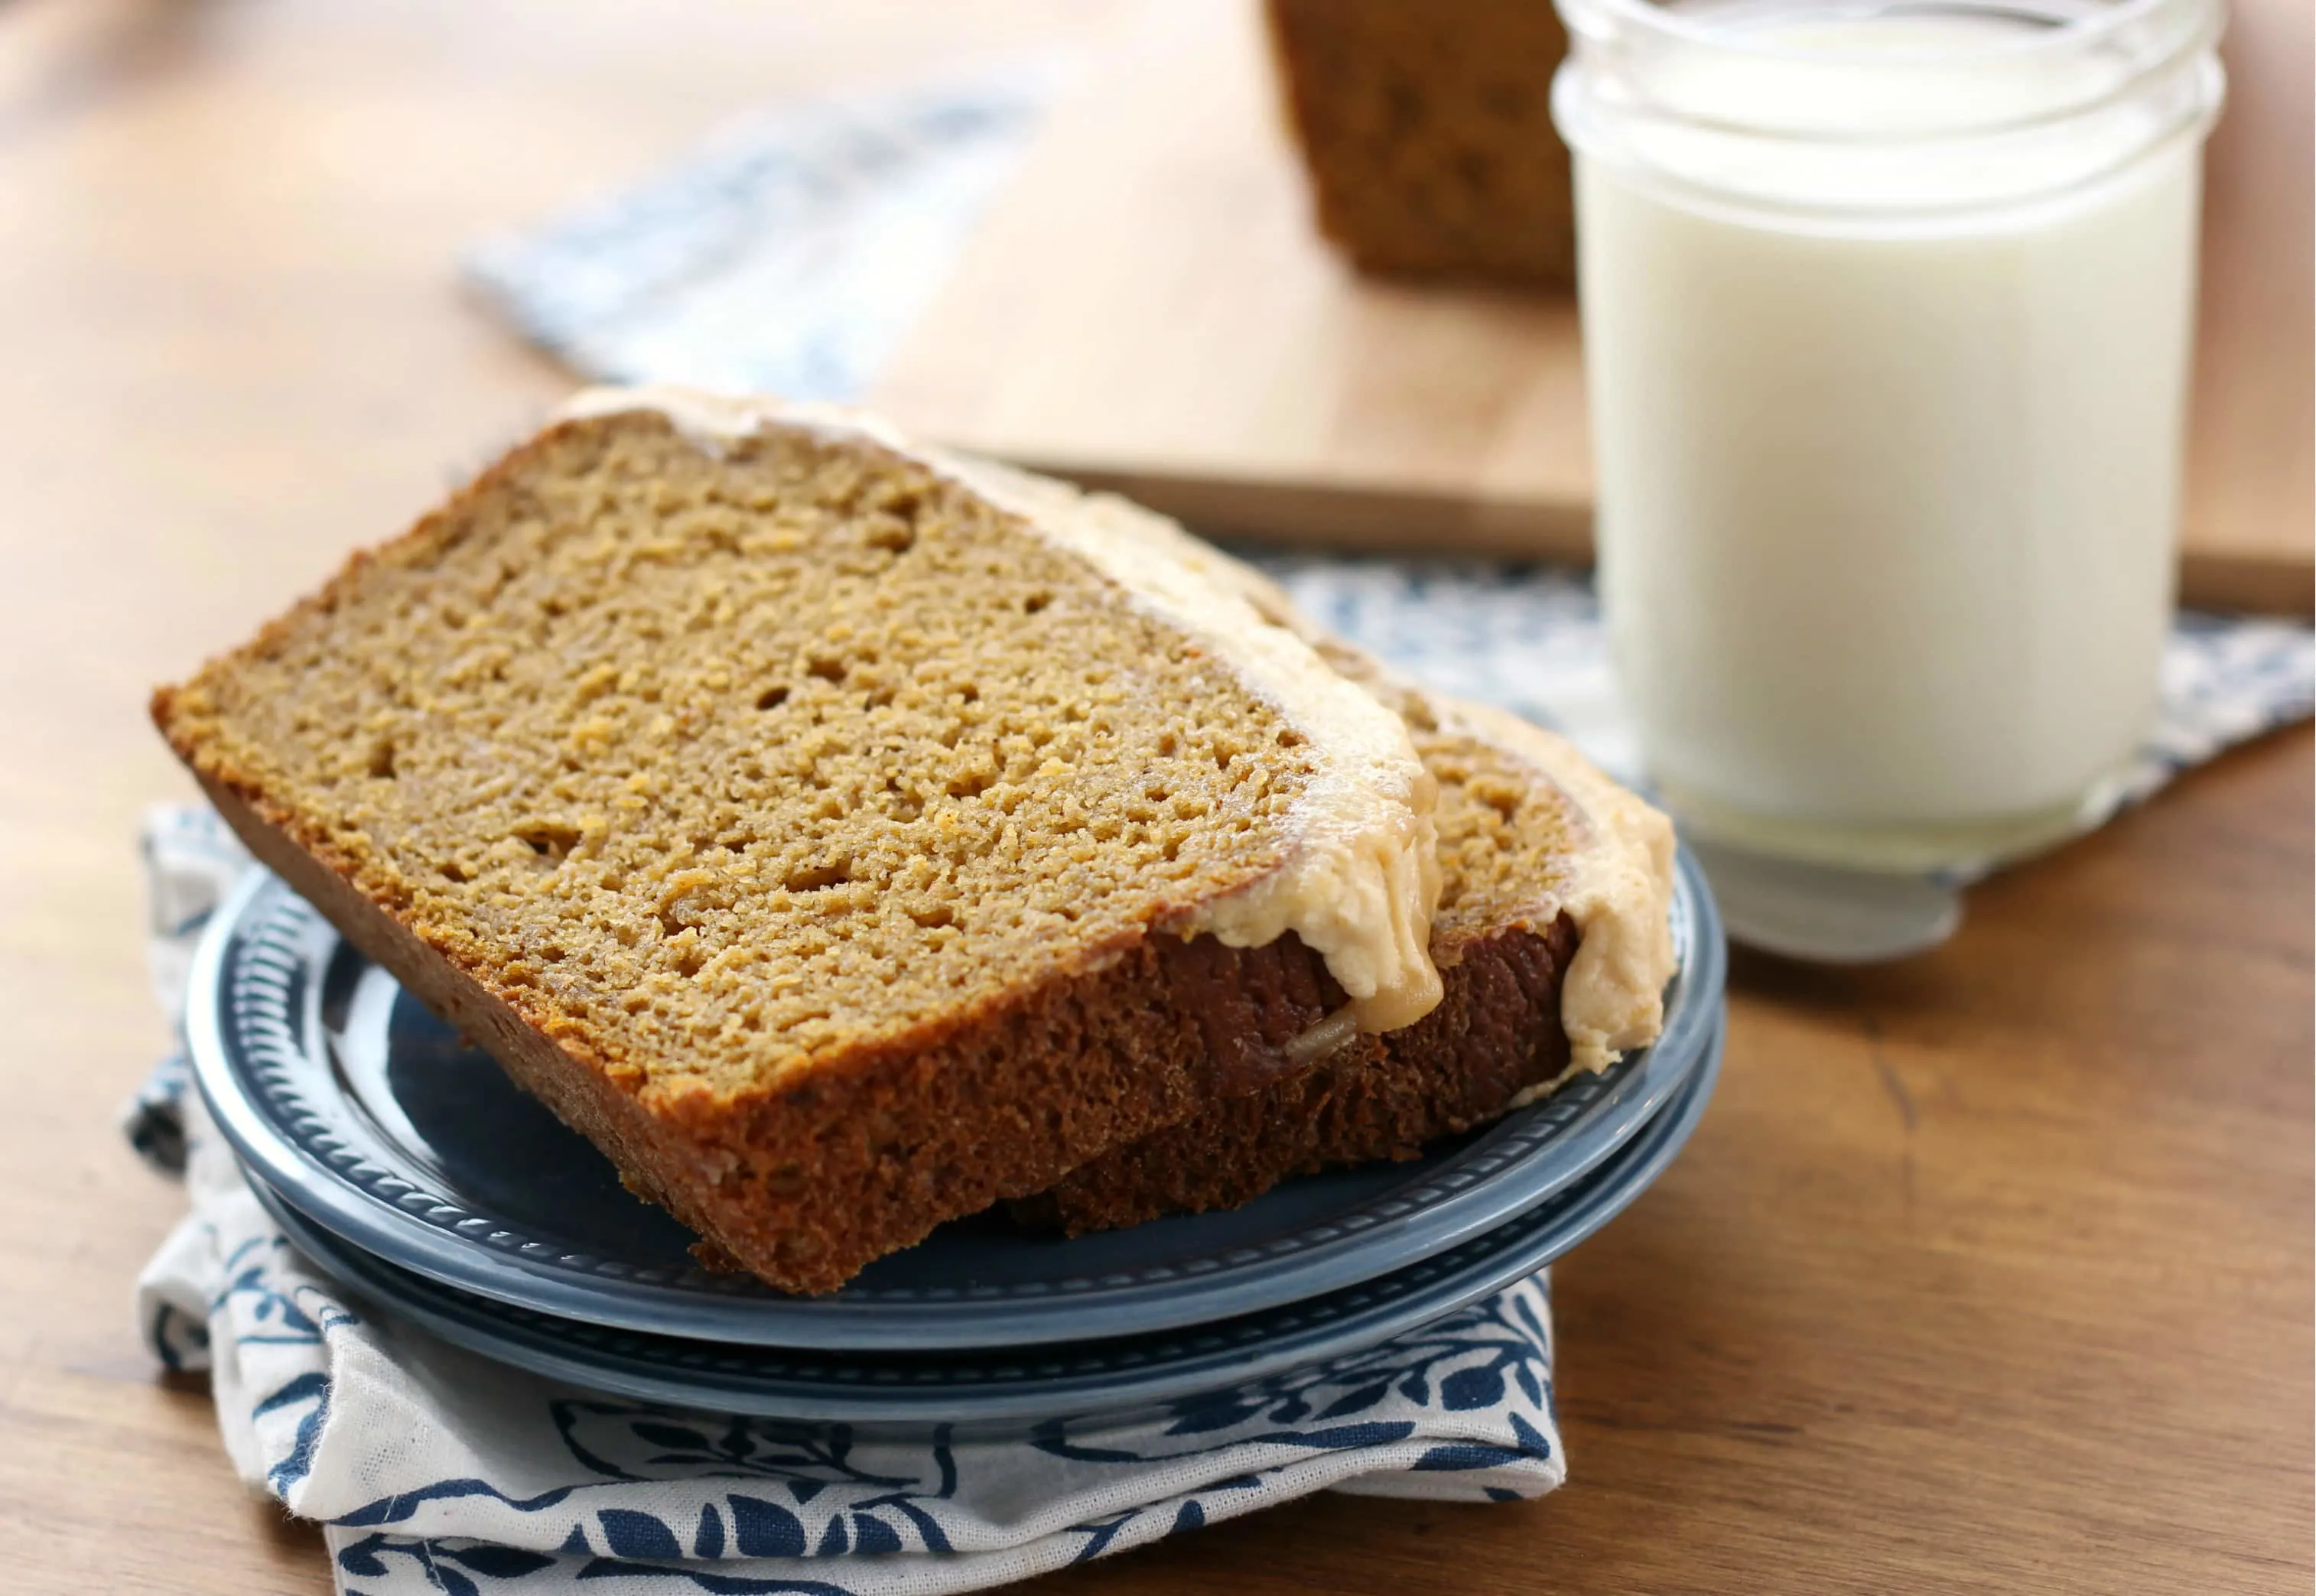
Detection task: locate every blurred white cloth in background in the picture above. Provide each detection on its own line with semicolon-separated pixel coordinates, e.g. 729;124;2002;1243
1256;560;2316;876
470;62;1068;403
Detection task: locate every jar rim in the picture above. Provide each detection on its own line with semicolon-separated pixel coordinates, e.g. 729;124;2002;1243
1560;0;2204;67
1550;0;2227;224
1555;0;2226;152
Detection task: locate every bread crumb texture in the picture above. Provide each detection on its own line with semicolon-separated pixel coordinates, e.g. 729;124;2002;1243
1377;678;1578;948
158;414;1326;1100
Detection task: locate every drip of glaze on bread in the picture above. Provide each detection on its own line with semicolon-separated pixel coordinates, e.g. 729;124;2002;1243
560;386;1445;1032
1447;699;1674;1078
1062;515;1673;1076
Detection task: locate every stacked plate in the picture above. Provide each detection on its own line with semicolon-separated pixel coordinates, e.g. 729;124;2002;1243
189;851;1726;1434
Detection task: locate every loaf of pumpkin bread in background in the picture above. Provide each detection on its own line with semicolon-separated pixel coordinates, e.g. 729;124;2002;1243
1266;0;1579;289
151;387;1445;1294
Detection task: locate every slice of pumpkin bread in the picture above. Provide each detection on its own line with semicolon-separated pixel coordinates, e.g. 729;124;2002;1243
1023;633;1675;1235
152;388;1443;1292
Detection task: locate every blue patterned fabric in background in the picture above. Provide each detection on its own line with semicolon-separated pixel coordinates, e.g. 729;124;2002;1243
469;63;1069;404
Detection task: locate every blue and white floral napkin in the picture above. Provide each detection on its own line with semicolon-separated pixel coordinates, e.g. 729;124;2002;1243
128;808;1564;1596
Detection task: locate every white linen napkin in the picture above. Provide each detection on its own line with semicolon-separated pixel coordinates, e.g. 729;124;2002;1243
128;808;1565;1596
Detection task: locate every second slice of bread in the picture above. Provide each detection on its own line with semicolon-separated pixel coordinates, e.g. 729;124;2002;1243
1025;639;1676;1234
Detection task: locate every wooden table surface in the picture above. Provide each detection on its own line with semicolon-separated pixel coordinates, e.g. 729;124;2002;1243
0;2;2305;1592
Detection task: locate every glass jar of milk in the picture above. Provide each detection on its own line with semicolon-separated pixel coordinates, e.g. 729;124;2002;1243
1554;0;2226;872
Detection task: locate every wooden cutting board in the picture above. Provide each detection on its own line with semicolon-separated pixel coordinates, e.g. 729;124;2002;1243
873;0;2314;615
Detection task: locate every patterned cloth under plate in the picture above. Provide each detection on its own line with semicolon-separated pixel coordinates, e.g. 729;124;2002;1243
130;808;1564;1596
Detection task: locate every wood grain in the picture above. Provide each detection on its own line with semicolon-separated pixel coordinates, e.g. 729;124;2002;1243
0;2;2305;1592
2181;0;2315;612
874;0;2316;614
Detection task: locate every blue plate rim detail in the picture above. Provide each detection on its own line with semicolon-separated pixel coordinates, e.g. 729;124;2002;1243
190;847;1725;1351
250;1019;1722;1435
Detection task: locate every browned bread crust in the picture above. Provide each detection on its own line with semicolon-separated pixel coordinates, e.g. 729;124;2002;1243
187;768;1352;1288
1018;912;1579;1234
1265;0;1578;288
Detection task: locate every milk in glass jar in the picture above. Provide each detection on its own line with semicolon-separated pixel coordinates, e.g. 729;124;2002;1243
1553;0;2226;871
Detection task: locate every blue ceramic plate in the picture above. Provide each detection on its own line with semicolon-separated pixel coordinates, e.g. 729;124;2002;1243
191;850;1723;1351
251;1021;1721;1435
